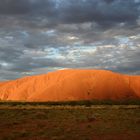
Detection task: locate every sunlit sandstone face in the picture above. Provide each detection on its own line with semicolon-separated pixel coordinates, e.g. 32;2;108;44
0;69;139;101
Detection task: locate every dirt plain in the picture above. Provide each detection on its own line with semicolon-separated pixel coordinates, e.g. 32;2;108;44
0;102;140;140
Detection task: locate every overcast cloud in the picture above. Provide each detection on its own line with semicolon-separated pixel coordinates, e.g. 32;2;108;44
0;0;140;80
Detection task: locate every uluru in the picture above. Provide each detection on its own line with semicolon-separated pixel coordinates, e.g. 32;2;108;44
0;69;140;101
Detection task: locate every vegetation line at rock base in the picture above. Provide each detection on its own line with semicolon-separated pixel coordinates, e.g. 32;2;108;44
0;99;140;106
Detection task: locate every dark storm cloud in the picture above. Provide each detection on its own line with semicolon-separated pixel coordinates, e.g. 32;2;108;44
0;0;140;80
111;49;140;74
8;57;68;72
0;0;140;28
0;47;22;63
57;0;139;28
0;0;55;15
0;0;31;14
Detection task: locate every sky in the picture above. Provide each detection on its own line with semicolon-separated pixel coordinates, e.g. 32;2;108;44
0;0;140;81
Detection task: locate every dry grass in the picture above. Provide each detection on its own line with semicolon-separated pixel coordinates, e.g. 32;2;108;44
0;103;140;140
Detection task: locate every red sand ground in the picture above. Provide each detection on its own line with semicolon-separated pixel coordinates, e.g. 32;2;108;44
0;69;140;101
